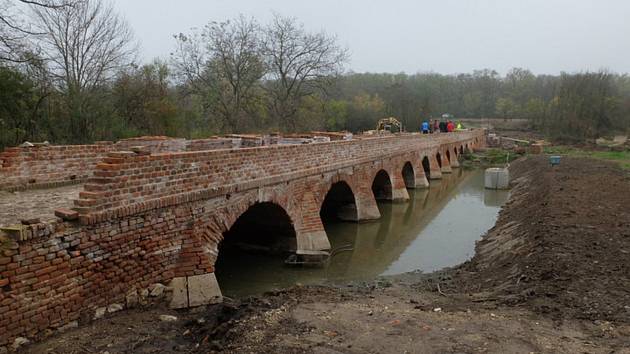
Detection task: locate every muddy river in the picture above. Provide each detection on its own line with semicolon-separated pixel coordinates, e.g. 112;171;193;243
216;169;509;297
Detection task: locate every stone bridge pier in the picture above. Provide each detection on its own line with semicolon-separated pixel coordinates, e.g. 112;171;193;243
0;130;484;347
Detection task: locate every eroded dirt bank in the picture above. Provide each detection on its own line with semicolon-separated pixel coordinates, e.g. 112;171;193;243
24;156;630;354
450;156;630;324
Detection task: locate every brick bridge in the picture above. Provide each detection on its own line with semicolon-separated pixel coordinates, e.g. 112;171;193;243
0;130;484;346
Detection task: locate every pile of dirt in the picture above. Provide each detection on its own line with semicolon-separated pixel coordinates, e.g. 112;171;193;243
451;156;630;323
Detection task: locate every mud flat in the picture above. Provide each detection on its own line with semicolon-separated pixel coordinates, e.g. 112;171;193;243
23;156;630;353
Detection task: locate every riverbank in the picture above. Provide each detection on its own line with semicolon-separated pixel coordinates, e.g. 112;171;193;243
23;156;630;353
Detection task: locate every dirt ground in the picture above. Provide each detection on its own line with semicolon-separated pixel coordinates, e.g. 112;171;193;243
0;184;81;226
20;156;630;353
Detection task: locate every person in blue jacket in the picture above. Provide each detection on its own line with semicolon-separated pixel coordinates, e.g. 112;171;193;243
421;121;429;134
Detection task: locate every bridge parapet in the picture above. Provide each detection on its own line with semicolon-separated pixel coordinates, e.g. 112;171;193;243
74;130;484;225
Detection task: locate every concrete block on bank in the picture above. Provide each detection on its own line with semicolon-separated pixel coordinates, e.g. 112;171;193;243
485;168;510;190
188;273;222;307
169;274;222;308
169;276;188;309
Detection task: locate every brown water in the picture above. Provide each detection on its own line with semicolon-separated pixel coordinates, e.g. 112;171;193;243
216;169;509;298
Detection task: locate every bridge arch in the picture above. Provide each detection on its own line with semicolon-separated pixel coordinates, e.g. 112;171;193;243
422;156;431;179
219;202;297;254
402;162;415;189
320;180;358;222
446;149;452;163
372;169;393;201
436;152;442;168
213;201;298;297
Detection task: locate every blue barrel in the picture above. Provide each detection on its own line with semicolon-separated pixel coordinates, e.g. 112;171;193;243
550;155;561;166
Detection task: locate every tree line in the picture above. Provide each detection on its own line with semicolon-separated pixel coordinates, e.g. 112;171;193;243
1;0;629;149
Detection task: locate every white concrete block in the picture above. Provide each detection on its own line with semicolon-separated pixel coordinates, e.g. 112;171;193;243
188;273;222;307
169;276;189;309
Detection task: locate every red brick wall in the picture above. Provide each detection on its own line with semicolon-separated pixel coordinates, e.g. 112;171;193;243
0;202;211;347
0;143;117;191
0;137;236;191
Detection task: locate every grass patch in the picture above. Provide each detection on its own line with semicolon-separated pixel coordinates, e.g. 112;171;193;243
462;148;523;168
590;151;630;161
543;146;630;170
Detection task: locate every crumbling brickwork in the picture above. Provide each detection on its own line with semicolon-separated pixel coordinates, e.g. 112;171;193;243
0;143;117;191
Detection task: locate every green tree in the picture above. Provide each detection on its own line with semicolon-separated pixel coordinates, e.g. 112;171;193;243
0;66;35;147
32;0;136;142
172;15;266;133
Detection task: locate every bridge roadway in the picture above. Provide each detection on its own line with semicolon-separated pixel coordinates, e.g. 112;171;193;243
0;130;484;347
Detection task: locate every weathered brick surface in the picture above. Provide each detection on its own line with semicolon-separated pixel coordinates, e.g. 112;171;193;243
185;138;236;151
114;136;188;152
0;143;117;191
0;136;261;192
0;130;484;347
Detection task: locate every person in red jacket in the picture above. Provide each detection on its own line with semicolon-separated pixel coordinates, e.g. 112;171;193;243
447;121;455;132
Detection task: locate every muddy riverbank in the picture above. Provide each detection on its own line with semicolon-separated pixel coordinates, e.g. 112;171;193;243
23;156;630;353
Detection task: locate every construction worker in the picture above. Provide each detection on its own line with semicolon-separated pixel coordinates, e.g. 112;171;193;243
447;121;455;132
421;121;429;134
439;120;447;133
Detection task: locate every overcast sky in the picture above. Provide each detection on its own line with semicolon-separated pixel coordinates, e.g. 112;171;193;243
110;0;630;75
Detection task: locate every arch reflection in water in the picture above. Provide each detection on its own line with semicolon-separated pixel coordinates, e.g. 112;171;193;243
216;169;509;297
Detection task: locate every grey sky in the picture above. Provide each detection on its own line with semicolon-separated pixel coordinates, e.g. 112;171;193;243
111;0;630;75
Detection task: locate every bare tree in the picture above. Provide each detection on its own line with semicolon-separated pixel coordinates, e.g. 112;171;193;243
172;15;265;132
0;0;75;63
31;0;136;139
262;14;348;131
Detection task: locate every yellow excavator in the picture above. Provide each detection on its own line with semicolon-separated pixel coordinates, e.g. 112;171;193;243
375;117;403;133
